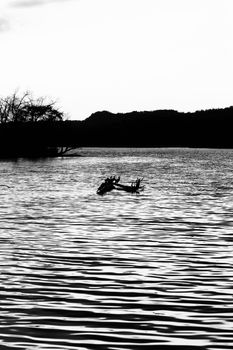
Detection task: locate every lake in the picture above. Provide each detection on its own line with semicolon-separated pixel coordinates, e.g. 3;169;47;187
0;148;233;350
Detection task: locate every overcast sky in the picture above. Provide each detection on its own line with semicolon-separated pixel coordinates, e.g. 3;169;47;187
0;0;233;120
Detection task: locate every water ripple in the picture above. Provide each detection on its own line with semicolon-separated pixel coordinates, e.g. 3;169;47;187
0;149;233;349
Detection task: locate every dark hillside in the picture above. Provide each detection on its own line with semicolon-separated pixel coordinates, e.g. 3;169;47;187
78;107;233;148
1;106;233;157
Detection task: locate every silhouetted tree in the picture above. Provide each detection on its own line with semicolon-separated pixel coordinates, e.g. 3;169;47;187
0;91;64;123
0;91;80;157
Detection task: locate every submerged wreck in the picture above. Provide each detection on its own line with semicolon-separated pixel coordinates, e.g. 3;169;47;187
97;176;144;195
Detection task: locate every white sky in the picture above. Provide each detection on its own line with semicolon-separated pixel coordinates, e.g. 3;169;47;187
0;0;233;120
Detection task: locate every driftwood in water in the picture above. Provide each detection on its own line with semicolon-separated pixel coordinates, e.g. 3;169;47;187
97;176;120;195
97;176;144;195
114;178;144;193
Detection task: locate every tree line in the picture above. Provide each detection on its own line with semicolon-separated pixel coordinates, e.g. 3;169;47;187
0;91;63;123
0;91;79;157
1;91;233;157
78;108;233;148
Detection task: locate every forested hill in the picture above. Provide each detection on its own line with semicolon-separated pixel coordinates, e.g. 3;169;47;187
1;106;233;157
78;107;233;148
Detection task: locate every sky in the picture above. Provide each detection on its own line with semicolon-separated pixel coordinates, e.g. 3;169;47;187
0;0;233;120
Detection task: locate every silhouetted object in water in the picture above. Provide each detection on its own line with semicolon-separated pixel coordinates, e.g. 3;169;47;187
114;178;144;193
97;176;120;195
97;177;144;195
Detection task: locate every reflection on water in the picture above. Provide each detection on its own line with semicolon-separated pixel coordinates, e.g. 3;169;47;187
0;148;233;349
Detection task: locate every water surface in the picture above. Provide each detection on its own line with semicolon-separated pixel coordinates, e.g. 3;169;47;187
0;148;233;349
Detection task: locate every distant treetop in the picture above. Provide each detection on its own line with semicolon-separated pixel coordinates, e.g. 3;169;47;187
0;91;64;124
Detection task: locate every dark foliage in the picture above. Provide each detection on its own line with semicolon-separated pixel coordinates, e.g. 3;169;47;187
0;91;64;123
78;107;233;148
0;92;79;157
1;97;233;158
